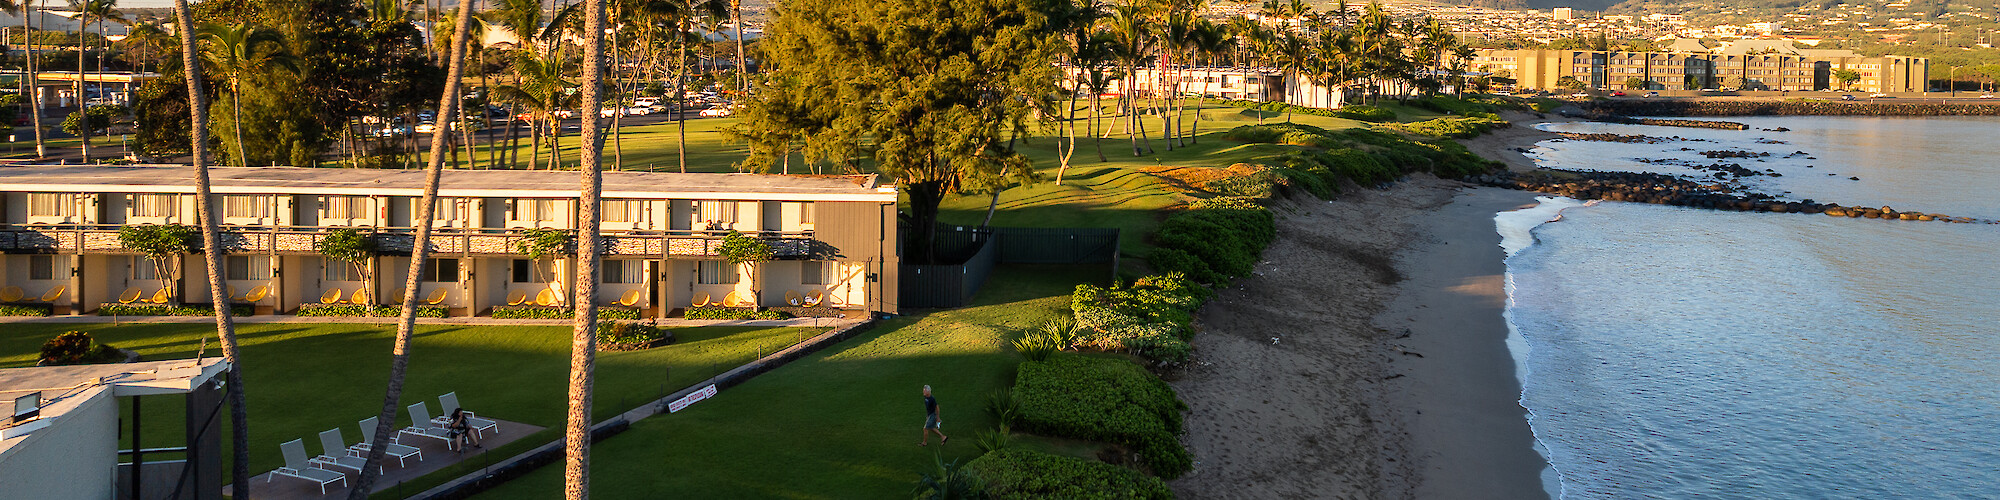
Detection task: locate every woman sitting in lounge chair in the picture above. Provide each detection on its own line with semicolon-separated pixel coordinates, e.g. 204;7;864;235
446;408;482;451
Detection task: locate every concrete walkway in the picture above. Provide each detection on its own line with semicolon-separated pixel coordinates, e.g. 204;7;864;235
0;314;859;328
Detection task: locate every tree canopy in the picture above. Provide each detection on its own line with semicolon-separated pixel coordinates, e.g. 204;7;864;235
736;0;1076;262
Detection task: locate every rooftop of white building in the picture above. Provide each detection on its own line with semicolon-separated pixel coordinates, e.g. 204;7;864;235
0;165;898;202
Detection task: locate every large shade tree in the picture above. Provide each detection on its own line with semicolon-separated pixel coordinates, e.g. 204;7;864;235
738;0;1074;263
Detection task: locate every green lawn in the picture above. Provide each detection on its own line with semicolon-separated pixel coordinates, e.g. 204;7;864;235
472;265;1111;499
0;322;823;484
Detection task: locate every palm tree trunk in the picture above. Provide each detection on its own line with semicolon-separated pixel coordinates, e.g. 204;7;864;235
347;1;476;496
1090;89;1105;162
675;23;688;173
231;81;245;166
76;16;89;162
26;1;44;158
731;0;746;98
568;0;609;497
170;0;248;495
1057;78;1079;184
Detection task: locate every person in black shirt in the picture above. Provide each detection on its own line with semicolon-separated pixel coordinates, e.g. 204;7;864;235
920;385;948;446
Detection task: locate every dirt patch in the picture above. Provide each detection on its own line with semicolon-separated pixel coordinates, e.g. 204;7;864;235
1143;164;1267;194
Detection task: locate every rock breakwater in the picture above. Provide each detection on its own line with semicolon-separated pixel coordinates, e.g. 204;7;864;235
1584;100;2000;117
1477;171;1991;223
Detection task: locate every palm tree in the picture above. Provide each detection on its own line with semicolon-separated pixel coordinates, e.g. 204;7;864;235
727;0;745;100
0;0;46;158
493;51;575;171
169;0;249;494
566;0;610;496
68;0;121;162
494;0;544;169
347;2;477;499
199;24;291;167
653;0;725;172
1185;19;1228;143
1104;3;1152;156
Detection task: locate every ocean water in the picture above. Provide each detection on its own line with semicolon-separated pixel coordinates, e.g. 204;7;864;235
1499;116;2000;498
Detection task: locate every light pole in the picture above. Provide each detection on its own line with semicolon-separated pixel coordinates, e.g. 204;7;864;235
1949;66;1962;97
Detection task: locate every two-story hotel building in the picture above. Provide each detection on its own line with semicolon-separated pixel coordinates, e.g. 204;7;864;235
0;165;901;317
1474;47;1929;93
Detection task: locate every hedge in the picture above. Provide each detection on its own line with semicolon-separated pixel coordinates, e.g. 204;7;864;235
97;304;253;317
1068;274;1210;363
682;306;790;320
0;304;53;317
1011;355;1190;479
1388;115;1504;139
1149;196;1274;284
964;449;1173;500
296;303;449;318
490;305;643;320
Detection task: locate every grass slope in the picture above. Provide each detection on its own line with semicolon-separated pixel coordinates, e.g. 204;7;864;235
473;265;1109;499
0;322;820;479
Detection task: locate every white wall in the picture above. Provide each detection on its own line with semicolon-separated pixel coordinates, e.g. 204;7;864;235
0;388;118;500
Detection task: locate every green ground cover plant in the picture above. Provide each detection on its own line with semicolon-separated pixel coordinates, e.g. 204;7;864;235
96;304;254;316
1149;196;1276;285
1010;354;1190;478
683;306;789;320
1067;273;1211;363
295;303;448;318
0;304;52;316
964;448;1172;500
489;305;641;320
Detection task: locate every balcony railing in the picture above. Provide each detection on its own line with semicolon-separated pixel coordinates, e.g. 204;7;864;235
0;224;818;259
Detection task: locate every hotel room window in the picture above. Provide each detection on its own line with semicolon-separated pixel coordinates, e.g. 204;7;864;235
429;199;459;221
697;260;738;284
131;257;157;280
512;259;550;283
325;196;370;219
512;199;556;221
28;193;74;217
224;195;272;219
131;194;177;217
603;260;645;284
604;200;641;223
695;200;736;226
29;255;54;280
422;259;459;282
802;261;829;285
323;259;360;281
800;202;815;226
226;256;272;281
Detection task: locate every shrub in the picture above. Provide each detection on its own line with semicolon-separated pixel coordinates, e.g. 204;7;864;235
1151;198;1274;284
975;427;1015;453
597;320;674;350
1335;104;1396;122
295;303;448;318
682;306;790;320
986;388;1020;424
1011;355;1191;478
0;304;53;317
1012;331;1062;362
97;304;253;317
490;305;643;320
39;331;124;365
965;449;1173;500
1391;116;1499;139
1204;169;1280;199
912;454;984;500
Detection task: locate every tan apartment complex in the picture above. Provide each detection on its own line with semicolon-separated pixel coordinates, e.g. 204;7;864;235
0;166;902;317
1475;45;1929;93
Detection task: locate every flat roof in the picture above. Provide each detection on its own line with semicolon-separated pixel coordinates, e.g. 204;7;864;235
0;165;899;202
1;358;229;453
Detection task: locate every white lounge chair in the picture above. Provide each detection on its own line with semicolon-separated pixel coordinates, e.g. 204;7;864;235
314;429;377;475
351;417;422;467
435;392;500;439
271;438;348;495
399;402;457;450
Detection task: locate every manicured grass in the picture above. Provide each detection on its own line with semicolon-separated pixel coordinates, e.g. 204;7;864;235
0;322;823;481
472;265;1112;499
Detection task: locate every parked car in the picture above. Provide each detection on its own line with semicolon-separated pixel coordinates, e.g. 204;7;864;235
633;97;660;107
1980;94;1996;99
624;106;654;115
373;126;412;137
698;107;734;118
1643;91;1660;98
1568;92;1590;98
414;122;438;133
1870;93;1891;98
1840;94;1857;101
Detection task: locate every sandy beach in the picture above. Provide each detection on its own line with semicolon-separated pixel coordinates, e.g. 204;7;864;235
1171;116;1562;499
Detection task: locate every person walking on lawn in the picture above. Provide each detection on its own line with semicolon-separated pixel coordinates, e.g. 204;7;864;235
920;385;948;446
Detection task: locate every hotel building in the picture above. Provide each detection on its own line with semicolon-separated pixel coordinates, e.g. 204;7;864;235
0;165;902;317
1474;45;1929;93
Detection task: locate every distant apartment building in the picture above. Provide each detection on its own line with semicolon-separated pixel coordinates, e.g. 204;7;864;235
1552;7;1574;20
0;166;902;317
1474;43;1928;93
1062;66;1289;102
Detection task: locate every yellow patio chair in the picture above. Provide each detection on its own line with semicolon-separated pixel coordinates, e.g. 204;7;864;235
691;292;711;308
505;289;527;306
226;286;238;301
36;285;64;303
243;286;269;304
827;292;846;307
390;288;408;304
319;288;344;304
350;289;370;305
534;289;555;306
425;288;449;305
546;281;566;306
785;290;802;306
723;291;753;308
148;288;171;304
0;286;22;303
614;289;641;307
803;290;824;308
117;287;143;304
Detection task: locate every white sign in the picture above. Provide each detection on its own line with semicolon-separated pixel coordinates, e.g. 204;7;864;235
668;384;718;413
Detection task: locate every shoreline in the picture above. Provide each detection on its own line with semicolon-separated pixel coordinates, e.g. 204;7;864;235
1461;111;1567;173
